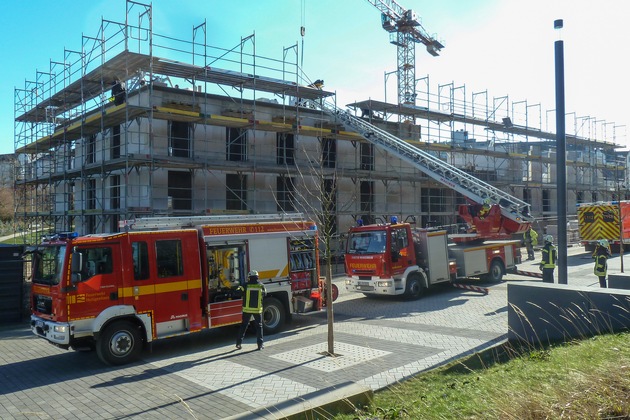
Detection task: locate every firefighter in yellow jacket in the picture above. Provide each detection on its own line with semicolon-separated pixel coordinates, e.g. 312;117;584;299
523;226;538;261
236;270;266;350
539;235;557;283
593;239;612;288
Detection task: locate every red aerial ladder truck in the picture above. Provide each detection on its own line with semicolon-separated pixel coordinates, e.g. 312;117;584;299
304;79;534;298
332;103;533;296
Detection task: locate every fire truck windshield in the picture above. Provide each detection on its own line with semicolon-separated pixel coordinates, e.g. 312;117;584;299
31;245;66;285
347;231;387;254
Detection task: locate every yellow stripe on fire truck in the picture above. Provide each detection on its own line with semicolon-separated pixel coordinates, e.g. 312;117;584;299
118;279;203;298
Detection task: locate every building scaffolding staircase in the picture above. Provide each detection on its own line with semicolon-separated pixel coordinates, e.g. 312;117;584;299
309;99;533;229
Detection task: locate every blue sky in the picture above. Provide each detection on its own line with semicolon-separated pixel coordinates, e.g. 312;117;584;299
1;0;628;155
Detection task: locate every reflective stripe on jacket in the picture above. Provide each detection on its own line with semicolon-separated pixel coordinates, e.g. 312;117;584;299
594;254;608;277
540;244;557;269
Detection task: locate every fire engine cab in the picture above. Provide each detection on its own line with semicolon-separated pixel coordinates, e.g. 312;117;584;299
29;213;324;365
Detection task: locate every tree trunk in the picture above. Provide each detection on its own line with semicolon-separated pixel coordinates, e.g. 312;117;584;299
326;256;334;355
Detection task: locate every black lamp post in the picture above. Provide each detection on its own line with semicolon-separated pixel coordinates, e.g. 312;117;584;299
554;19;568;284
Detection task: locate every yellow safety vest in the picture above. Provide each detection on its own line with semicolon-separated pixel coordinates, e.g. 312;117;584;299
541;244;556;269
594;254;608;277
241;282;265;314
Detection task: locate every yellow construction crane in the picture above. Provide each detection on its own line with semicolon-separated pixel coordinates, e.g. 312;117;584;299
365;0;443;105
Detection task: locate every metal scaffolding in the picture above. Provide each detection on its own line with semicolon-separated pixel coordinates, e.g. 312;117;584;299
13;0;627;246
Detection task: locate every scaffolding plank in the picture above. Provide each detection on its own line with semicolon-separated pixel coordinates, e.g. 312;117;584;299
348;98;620;149
17;51;335;123
16;105;146;154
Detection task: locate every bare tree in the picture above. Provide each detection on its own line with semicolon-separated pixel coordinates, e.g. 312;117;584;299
0;187;14;222
0;158;15;223
273;133;356;356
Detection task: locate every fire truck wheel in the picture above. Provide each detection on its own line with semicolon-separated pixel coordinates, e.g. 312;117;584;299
96;320;143;366
405;274;424;300
485;260;504;283
331;284;339;302
262;297;285;335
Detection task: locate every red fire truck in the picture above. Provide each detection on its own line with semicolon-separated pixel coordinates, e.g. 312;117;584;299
29;213;325;365
306;99;532;298
344;217;521;298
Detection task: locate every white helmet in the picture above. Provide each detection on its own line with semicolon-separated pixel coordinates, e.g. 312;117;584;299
598;239;609;248
544;235;553;243
248;270;259;278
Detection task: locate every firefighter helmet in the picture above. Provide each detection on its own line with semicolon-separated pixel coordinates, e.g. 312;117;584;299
248;270;259;278
544;235;553;243
599;239;609;248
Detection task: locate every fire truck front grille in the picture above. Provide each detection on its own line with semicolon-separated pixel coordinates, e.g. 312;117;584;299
34;294;53;315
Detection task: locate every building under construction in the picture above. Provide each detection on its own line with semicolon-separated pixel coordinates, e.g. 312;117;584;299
13;1;628;247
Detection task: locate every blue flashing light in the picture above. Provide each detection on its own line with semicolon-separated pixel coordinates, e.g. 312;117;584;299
58;232;79;239
357;219;364;226
390;216;398;224
43;231;79;242
310;224;318;231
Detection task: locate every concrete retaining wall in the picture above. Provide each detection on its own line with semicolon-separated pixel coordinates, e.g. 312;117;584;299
608;274;630;290
507;282;630;346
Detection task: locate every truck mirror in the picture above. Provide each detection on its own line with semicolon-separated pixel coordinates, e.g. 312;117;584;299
71;251;83;274
71;273;83;284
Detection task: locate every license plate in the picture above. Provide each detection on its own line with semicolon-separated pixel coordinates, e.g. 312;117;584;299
358;285;374;291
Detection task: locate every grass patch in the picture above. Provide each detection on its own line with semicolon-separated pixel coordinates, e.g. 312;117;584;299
0;232;35;245
336;332;630;419
0;224;42;245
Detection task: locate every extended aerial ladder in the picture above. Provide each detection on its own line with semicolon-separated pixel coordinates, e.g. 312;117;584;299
308;99;533;238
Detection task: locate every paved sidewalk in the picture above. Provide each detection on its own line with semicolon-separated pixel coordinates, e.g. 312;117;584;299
0;246;614;419
0;232;29;243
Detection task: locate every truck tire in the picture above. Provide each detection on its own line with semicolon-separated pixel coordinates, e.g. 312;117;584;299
96;320;143;366
405;274;424;300
485;260;504;283
262;297;286;335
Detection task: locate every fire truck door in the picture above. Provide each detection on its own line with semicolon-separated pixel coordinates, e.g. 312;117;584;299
70;245;120;320
127;240;156;319
391;227;414;276
130;234;204;337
